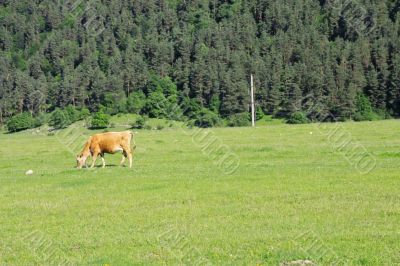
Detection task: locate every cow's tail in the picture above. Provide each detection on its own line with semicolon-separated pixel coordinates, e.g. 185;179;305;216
130;130;137;151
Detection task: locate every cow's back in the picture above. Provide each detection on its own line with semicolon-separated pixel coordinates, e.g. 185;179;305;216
91;131;132;153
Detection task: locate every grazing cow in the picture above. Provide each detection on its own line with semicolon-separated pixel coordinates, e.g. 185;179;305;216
76;131;135;169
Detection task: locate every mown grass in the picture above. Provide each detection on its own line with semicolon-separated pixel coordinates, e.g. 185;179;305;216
0;120;399;265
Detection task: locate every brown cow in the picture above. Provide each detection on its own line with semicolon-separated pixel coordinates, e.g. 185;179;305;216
76;131;135;169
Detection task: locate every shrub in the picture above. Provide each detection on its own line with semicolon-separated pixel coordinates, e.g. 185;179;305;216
126;91;146;114
287;111;309;124
353;93;391;121
49;108;71;129
79;108;90;120
147;75;178;99
64;105;80;123
143;75;181;119
6;112;35;132
209;95;221;113
264;115;273;122
102;92;127;115
354;93;376;121
227;112;251;127
163;101;183;121
33;112;48;128
89;110;110;129
143;91;168;118
49;107;89;129
256;106;264;120
375;109;391;119
194;109;220;128
181;98;202;119
187;120;195;128
130;115;148;129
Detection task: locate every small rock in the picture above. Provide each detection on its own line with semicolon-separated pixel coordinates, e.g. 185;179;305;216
280;260;316;266
25;170;33;175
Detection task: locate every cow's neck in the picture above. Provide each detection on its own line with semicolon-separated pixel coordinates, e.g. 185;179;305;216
81;148;91;159
80;137;93;159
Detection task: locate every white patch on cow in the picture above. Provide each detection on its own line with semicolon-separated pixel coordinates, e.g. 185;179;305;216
114;147;123;153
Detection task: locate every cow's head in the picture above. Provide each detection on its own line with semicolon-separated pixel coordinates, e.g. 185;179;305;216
76;154;87;169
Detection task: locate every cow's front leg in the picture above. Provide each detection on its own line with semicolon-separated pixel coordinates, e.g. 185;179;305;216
90;152;99;168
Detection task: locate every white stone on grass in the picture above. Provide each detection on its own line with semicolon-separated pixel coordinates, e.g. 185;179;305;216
25;170;33;175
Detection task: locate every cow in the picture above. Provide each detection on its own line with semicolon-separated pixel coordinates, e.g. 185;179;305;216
76;131;135;169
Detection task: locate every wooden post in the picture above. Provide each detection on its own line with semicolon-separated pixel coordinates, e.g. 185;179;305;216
250;74;255;127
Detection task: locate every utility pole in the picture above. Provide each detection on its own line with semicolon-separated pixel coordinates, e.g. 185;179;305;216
250;74;255;127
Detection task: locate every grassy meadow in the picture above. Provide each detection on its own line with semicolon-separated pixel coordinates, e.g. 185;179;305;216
0;119;399;265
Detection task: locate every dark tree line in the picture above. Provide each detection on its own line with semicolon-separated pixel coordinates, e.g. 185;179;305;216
1;0;400;125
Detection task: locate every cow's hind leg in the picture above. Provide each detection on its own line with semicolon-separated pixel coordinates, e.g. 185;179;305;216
127;151;132;168
100;154;106;168
121;143;133;168
120;151;127;167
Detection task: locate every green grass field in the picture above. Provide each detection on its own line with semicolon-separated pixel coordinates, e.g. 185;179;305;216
0;119;399;265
